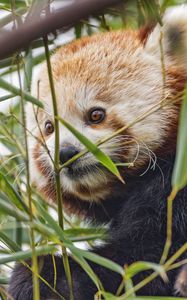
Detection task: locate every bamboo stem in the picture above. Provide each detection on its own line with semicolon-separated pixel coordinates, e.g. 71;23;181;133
160;188;178;265
17;55;40;300
43;35;74;300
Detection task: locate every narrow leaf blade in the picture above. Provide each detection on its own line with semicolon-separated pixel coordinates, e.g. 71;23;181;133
172;88;187;191
0;77;43;108
57;116;123;182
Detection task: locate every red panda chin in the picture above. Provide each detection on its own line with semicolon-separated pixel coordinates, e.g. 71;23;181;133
36;174;113;204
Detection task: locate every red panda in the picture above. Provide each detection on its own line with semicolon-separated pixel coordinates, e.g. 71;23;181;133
9;5;187;299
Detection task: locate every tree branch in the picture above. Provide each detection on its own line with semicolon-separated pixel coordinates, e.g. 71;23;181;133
0;0;122;60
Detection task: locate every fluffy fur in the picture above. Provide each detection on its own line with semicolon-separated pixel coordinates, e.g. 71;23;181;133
9;5;187;299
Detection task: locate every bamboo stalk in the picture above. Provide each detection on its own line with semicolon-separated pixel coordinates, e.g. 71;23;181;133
17;56;40;300
160;188;178;265
43;35;74;300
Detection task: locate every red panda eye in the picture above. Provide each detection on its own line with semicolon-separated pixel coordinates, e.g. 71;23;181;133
88;108;105;124
44;120;54;135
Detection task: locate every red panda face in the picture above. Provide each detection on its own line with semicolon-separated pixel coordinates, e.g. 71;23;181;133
27;28;186;203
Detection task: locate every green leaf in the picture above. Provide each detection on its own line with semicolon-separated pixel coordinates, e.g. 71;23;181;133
0;57;13;68
135;297;187;300
97;291;118;300
35;200;122;288
126;261;167;282
0;245;57;264
76;248;125;276
34;200;70;244
0;277;9;285
57;116;124;182
0;77;43;108
124;277;135;299
36;202;103;289
68;244;103;291
0;7;27;27
65;227;106;236
66;227;107;242
160;0;180;13
0;231;21;252
0;198;29;221
0;172;29;213
0;94;15;102
172;88;187;191
141;0;162;24
0;199;57;240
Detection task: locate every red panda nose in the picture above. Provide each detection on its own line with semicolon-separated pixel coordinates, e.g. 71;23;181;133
59;145;79;165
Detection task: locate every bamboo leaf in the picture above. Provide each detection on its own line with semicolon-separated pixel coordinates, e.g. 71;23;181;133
0;93;15;102
37;199;98;289
0;77;43;108
141;0;162;24
0;277;9;285
0;7;27;27
0;57;13;68
34;200;70;244
0;172;29;213
36;200;123;279
97;291;118;300
172;89;187;191
69;244;103;291
135;297;187;300
0;245;57;264
126;261;167;282
0;231;21;252
57;116;124;182
76;248;125;276
65;227;106;242
65;227;106;238
0;199;57;240
0;198;29;221
126;282;135;299
35;200;103;290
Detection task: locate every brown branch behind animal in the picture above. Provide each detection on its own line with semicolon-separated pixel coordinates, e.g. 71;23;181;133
0;0;122;60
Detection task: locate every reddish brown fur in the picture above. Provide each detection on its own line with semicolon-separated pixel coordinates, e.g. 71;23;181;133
138;23;156;45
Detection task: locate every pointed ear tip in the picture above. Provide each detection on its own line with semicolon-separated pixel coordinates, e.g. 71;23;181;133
142;6;187;57
164;6;187;60
163;5;187;23
138;22;156;46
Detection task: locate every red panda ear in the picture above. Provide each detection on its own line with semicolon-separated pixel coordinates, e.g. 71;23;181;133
143;5;187;67
138;23;156;46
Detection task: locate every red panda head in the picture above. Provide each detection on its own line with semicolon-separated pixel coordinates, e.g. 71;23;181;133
27;6;187;203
